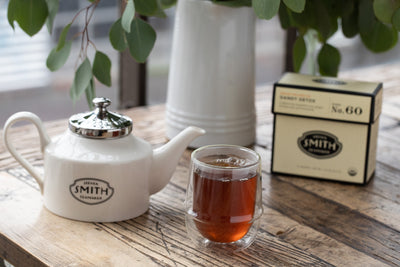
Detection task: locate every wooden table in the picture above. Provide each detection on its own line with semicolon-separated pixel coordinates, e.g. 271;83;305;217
1;63;400;266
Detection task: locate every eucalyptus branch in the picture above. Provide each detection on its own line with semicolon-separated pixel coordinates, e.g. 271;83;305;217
78;1;99;62
8;0;400;109
69;1;96;26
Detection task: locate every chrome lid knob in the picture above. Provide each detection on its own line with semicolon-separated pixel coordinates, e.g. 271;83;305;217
93;97;111;119
68;97;133;139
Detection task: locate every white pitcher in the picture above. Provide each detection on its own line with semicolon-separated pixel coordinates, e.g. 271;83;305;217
166;0;256;147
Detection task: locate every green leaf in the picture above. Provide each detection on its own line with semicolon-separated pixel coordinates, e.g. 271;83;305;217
212;0;252;7
93;51;112;87
313;0;336;42
253;0;281;20
341;0;355;17
71;58;93;101
341;1;358;38
289;1;315;30
283;0;305;13
359;0;398;51
85;79;96;110
373;0;400;24
278;5;293;29
328;0;344;17
358;0;375;35
342;13;358;38
360;21;398;52
126;18;156;63
7;0;17;29
293;35;306;72
122;0;135;33
392;8;400;31
159;0;177;9
317;43;340;77
109;19;128;51
46;41;72;71
135;0;158;16
70;83;77;101
153;0;167;17
8;0;49;36
57;23;72;51
45;0;59;34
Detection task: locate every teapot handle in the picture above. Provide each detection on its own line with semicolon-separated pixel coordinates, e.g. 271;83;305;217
3;112;51;194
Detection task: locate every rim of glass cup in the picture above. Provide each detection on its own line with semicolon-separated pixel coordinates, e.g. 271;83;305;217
191;144;261;170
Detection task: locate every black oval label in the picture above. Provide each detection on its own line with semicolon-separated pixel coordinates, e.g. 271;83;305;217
70;178;114;205
297;131;342;159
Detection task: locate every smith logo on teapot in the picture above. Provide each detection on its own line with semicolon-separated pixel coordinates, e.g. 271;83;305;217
297;131;342;159
70;178;114;205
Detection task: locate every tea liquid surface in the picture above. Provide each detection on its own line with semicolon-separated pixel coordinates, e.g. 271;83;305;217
192;154;257;243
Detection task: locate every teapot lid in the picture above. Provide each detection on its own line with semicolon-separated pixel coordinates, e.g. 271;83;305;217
68;97;133;139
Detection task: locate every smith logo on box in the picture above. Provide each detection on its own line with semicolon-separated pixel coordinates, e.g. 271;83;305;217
271;73;382;184
297;131;343;159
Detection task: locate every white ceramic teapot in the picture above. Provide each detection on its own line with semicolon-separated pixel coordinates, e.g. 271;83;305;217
3;97;205;222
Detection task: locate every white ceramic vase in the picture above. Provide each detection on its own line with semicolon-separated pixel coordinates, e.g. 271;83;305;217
166;0;256;147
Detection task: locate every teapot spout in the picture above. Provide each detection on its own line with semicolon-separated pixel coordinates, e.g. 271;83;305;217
149;126;205;195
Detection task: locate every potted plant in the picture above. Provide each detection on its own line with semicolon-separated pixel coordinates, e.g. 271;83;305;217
6;0;399;107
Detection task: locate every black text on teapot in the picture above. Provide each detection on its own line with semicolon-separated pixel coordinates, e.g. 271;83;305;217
70;178;114;205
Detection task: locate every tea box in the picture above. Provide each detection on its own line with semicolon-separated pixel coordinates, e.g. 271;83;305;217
271;73;383;184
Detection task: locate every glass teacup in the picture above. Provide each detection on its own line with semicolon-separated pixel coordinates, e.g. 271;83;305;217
185;145;263;252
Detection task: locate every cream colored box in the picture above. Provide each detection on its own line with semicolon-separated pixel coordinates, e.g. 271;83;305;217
271;73;383;184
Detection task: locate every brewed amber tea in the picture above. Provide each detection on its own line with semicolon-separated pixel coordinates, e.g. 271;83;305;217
192;154;258;243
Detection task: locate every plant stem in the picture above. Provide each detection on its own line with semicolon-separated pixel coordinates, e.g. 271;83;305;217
304;29;319;75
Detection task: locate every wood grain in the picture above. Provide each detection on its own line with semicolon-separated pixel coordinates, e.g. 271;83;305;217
266;174;400;265
1;63;400;266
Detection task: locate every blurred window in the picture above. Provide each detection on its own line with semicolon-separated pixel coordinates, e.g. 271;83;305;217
0;0;119;125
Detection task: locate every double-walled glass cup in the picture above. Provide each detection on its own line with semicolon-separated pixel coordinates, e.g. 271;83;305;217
185;145;263;252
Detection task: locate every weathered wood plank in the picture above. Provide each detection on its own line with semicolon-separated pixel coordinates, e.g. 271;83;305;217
340;63;400;97
264;173;400;266
0;172;162;267
0;168;338;266
278;161;400;231
150;161;392;266
261;207;388;266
